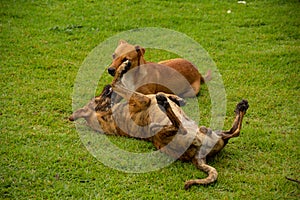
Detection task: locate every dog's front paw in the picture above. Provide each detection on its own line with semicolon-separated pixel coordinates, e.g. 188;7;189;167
112;60;132;85
167;95;186;107
119;60;131;76
156;93;170;110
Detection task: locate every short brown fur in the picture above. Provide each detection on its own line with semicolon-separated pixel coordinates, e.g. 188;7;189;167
108;40;211;97
70;61;249;189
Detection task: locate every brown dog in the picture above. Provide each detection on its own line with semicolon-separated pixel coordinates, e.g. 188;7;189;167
70;61;249;189
107;40;211;97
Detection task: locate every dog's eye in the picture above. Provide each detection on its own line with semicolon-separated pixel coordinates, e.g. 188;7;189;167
112;54;116;59
122;58;128;62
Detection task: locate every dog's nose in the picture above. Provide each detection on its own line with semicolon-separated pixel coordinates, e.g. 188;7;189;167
107;67;115;76
69;115;75;121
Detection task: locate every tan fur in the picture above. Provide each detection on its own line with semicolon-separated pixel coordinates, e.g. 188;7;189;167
70;61;249;189
107;40;211;97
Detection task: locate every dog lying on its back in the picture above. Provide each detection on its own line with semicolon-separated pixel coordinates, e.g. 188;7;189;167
107;40;211;98
70;60;249;189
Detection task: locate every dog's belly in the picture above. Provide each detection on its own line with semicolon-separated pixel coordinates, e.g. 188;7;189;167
111;102;167;139
110;97;203;161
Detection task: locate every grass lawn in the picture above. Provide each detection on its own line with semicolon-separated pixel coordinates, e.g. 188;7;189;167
1;0;299;199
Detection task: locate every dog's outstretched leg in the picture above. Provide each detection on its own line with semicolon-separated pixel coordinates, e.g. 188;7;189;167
156;93;187;135
221;99;249;141
110;60;152;113
184;100;249;190
184;157;218;190
111;61;148;103
111;60;131;85
111;61;134;100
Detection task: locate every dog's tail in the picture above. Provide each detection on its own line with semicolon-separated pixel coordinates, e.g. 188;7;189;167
184;158;218;190
200;69;212;83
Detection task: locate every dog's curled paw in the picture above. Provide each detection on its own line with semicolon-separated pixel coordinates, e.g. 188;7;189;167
156;93;170;109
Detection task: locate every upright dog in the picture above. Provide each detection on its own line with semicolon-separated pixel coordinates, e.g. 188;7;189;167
107;40;211;97
70;60;249;189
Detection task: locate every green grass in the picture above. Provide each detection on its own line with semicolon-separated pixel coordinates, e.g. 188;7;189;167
1;0;299;199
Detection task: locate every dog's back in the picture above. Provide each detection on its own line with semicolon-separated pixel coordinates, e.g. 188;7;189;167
120;63;197;97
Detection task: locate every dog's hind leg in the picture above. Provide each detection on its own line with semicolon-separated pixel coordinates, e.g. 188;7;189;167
184;100;249;190
184;157;218;190
221;99;249;141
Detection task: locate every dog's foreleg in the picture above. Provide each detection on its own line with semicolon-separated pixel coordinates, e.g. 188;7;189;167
165;94;186;107
221;99;249;141
184;157;218;190
111;60;147;103
112;83;134;100
111;60;131;85
156;93;187;135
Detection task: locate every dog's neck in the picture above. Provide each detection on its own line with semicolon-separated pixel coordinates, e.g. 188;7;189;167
135;46;146;66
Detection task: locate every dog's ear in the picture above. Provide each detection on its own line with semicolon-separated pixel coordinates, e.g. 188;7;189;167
118;40;127;45
135;45;145;55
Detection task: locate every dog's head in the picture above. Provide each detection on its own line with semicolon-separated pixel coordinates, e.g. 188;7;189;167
108;40;145;76
69;85;113;122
